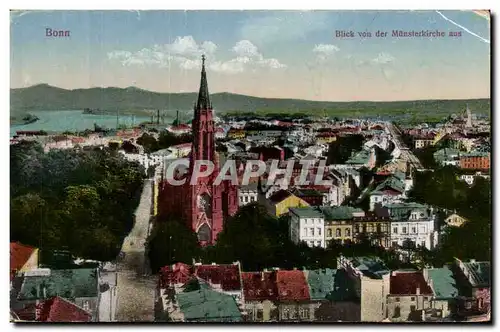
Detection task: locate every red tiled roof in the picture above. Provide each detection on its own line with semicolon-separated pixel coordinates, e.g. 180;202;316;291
194;264;242;291
276;270;310;301
276;121;294;127
71;137;86;143
37;297;92;322
10;242;36;277
159;263;193;288
390;272;433;295
242;271;279;301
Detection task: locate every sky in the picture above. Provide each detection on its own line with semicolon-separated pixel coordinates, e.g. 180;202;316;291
10;10;490;101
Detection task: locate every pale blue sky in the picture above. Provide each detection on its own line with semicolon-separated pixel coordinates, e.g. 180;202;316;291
10;10;490;101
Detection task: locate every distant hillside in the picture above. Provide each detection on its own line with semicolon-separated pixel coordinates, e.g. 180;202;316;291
10;84;490;118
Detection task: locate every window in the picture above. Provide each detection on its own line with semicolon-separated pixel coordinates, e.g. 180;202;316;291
83;301;90;312
395;297;400;302
311;228;315;236
410;305;416;312
402;227;407;234
317;228;322;236
412;227;416;233
336;228;341;237
393;306;401;318
345;229;351;237
393;227;398;234
327;229;332;237
411;297;415;301
299;307;310;319
256;309;263;320
282;308;290;320
421;241;426;247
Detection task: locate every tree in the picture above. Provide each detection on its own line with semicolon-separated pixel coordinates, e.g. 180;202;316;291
147;218;201;273
326;134;364;165
136;133;159;153
214;203;277;271
121;140;139;154
10;141;146;262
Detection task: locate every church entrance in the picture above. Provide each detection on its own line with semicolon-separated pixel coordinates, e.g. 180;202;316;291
197;223;211;243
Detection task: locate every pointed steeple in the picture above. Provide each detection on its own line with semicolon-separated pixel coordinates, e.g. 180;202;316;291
196;55;211;110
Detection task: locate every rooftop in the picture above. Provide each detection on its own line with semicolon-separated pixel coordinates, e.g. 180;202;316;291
241;271;278;301
348;256;391;279
426;266;459;299
321;206;364;221
176;288;242;322
390;271;433;295
462;261;490;287
194;264;242;291
268;189;293;204
346;149;372;165
17;268;98;301
305;268;336;301
276;270;310;302
37;296;92;322
10;242;37;275
289;207;324;219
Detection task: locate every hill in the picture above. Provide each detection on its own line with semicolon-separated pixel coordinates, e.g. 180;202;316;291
10;84;490;120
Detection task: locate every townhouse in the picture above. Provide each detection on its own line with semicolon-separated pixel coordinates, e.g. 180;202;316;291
386;202;438;251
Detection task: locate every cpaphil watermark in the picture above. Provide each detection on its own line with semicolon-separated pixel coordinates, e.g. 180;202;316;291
164;159;333;187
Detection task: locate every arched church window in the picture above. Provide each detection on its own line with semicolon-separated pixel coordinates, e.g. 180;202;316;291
198;193;212;216
197;223;211;242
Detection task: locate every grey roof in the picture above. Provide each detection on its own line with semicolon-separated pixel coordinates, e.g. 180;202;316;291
426;267;459;300
462;261;490;287
17;268;98;301
177;288;242;322
348;256;391;279
289;207;324;219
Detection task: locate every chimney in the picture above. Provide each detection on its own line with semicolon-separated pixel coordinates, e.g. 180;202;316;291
416;287;420;295
261;272;265;281
391;271;397;277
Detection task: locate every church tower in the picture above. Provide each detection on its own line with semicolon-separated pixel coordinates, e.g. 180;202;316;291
185;55;224;245
158;55;239;245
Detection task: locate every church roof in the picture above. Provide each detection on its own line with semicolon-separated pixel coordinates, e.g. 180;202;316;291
196;55;211;110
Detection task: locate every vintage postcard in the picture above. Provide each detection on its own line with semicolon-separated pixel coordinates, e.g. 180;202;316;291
10;10;491;323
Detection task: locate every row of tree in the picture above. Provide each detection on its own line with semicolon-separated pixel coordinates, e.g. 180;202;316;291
408;165;491;264
136;131;192;153
10;141;146;262
147;203;415;273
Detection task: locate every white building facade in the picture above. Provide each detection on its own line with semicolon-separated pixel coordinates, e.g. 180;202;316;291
387;203;438;250
289;207;326;248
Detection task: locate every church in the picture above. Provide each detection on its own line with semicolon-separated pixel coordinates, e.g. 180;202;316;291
158;55;239;245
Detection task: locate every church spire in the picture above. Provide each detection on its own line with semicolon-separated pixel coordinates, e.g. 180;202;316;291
196;55;211;110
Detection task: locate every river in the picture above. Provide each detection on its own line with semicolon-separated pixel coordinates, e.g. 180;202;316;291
10;110;165;137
